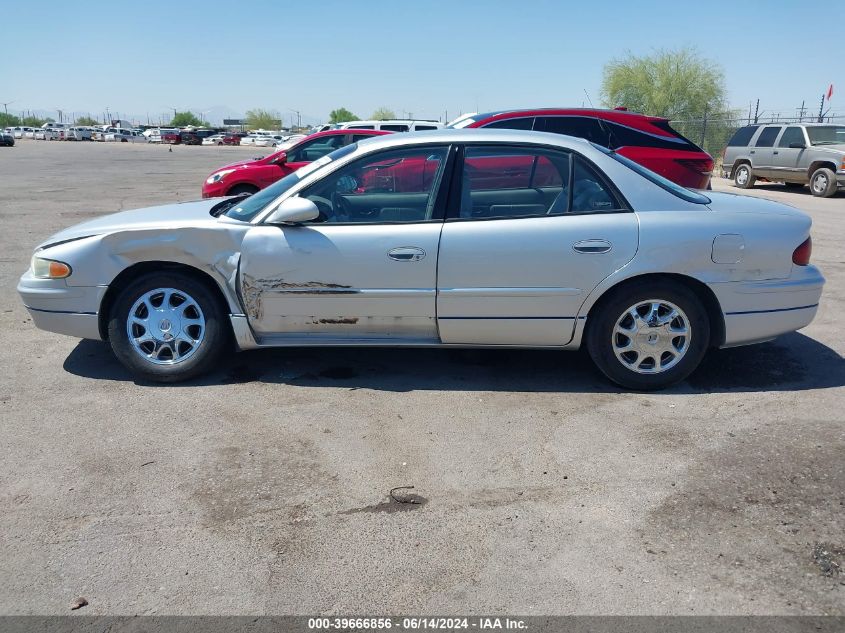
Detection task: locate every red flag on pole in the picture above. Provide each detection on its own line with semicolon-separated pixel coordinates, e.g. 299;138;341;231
827;84;834;100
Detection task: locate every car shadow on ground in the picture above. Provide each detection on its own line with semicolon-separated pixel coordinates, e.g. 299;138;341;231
63;331;844;394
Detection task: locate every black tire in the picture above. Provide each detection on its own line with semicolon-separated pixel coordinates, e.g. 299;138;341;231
733;163;755;189
226;183;259;196
809;167;837;198
586;280;711;390
107;272;229;382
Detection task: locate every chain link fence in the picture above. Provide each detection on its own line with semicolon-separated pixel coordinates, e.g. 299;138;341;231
669;113;845;169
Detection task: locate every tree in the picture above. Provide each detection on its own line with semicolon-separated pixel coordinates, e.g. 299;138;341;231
21;115;51;127
245;108;282;130
600;47;737;156
74;116;99;126
170;111;203;127
371;107;396;121
0;113;20;128
328;107;357;124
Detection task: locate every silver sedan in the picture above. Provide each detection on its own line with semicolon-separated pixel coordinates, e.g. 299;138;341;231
17;129;824;389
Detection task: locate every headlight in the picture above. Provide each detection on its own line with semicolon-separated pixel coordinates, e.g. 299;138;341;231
206;169;235;184
32;256;72;279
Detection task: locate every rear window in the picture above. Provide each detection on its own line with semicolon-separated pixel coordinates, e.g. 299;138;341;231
600;145;710;205
380;124;409;132
727;125;759;147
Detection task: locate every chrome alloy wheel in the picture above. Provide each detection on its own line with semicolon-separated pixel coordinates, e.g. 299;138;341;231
812;171;829;194
735;166;749;185
612;300;690;374
126;288;205;365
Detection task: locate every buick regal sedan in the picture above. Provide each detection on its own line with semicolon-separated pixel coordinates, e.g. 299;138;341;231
18;130;824;389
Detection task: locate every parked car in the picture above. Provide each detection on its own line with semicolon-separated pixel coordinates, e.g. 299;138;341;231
180;131;203;145
9;126;35;139
162;131;182;144
0;130;14;146
222;132;247;146
337;119;444;132
34;128;59;140
105;129;147;143
202;129;390;197
274;134;307;150
448;108;714;189
202;134;227;146
253;135;285;147
20;129;823;388
722;123;845;198
144;128;178;143
66;126;93;141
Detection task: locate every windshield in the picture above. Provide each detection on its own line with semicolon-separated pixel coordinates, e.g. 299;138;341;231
806;125;845;146
595;143;711;204
223;143;359;221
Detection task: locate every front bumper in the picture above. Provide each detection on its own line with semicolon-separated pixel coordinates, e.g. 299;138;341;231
710;265;825;347
18;272;107;340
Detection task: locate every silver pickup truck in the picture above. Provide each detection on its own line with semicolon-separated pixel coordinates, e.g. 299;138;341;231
722;122;844;197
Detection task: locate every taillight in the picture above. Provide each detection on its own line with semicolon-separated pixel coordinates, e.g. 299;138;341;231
677;158;714;175
792;237;812;266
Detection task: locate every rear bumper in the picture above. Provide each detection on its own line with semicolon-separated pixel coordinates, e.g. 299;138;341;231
18;273;106;340
710;265;825;347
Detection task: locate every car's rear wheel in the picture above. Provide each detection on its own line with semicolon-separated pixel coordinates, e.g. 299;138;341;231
810;168;837;198
586;280;710;390
733;164;755;189
227;183;259;196
108;272;228;382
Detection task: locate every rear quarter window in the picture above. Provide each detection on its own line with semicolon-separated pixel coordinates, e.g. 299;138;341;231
727;125;759;147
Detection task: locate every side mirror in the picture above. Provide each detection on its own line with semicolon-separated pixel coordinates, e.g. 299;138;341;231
788;142;806;149
266;196;319;225
273;151;287;164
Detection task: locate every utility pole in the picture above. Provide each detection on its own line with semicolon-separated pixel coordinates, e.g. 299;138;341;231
700;106;708;148
1;100;15;115
818;94;825;122
753;99;760;124
798;100;806;122
747;101;752;125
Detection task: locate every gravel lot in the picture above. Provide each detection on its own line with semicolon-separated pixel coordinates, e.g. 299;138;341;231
0;141;843;615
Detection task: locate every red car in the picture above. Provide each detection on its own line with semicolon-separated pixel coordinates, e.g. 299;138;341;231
202;129;391;198
449;108;713;189
222;132;247;145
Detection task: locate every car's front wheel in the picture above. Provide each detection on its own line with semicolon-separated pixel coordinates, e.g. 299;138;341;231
810;168;837;198
733;164;755;189
586;280;710;390
108;272;229;382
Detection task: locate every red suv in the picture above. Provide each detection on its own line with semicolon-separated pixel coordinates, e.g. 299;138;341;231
202;129;391;198
449;108;713;189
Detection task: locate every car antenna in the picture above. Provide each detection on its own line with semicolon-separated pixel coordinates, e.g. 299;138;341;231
583;88;617;152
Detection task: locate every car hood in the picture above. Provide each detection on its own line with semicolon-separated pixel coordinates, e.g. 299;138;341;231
37;199;223;249
705;191;808;218
810;143;845;153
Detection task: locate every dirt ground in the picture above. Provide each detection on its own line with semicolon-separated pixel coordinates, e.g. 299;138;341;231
0;140;843;615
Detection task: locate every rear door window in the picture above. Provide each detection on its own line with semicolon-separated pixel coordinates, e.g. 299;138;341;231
483;117;535;131
380;124;409;132
538;116;611;146
754;126;781;147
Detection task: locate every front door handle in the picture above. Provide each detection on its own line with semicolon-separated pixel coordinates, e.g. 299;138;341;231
773;151;779;155
573;239;612;254
388;246;426;262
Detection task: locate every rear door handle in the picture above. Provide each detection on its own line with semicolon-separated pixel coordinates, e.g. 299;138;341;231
773;151;779;155
388;246;426;262
573;239;612;254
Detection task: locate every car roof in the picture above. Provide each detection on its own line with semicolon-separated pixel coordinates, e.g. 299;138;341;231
309;129;391;138
347;127;595;152
459;108;667;125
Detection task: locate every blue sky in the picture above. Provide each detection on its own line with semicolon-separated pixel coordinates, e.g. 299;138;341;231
1;0;840;125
